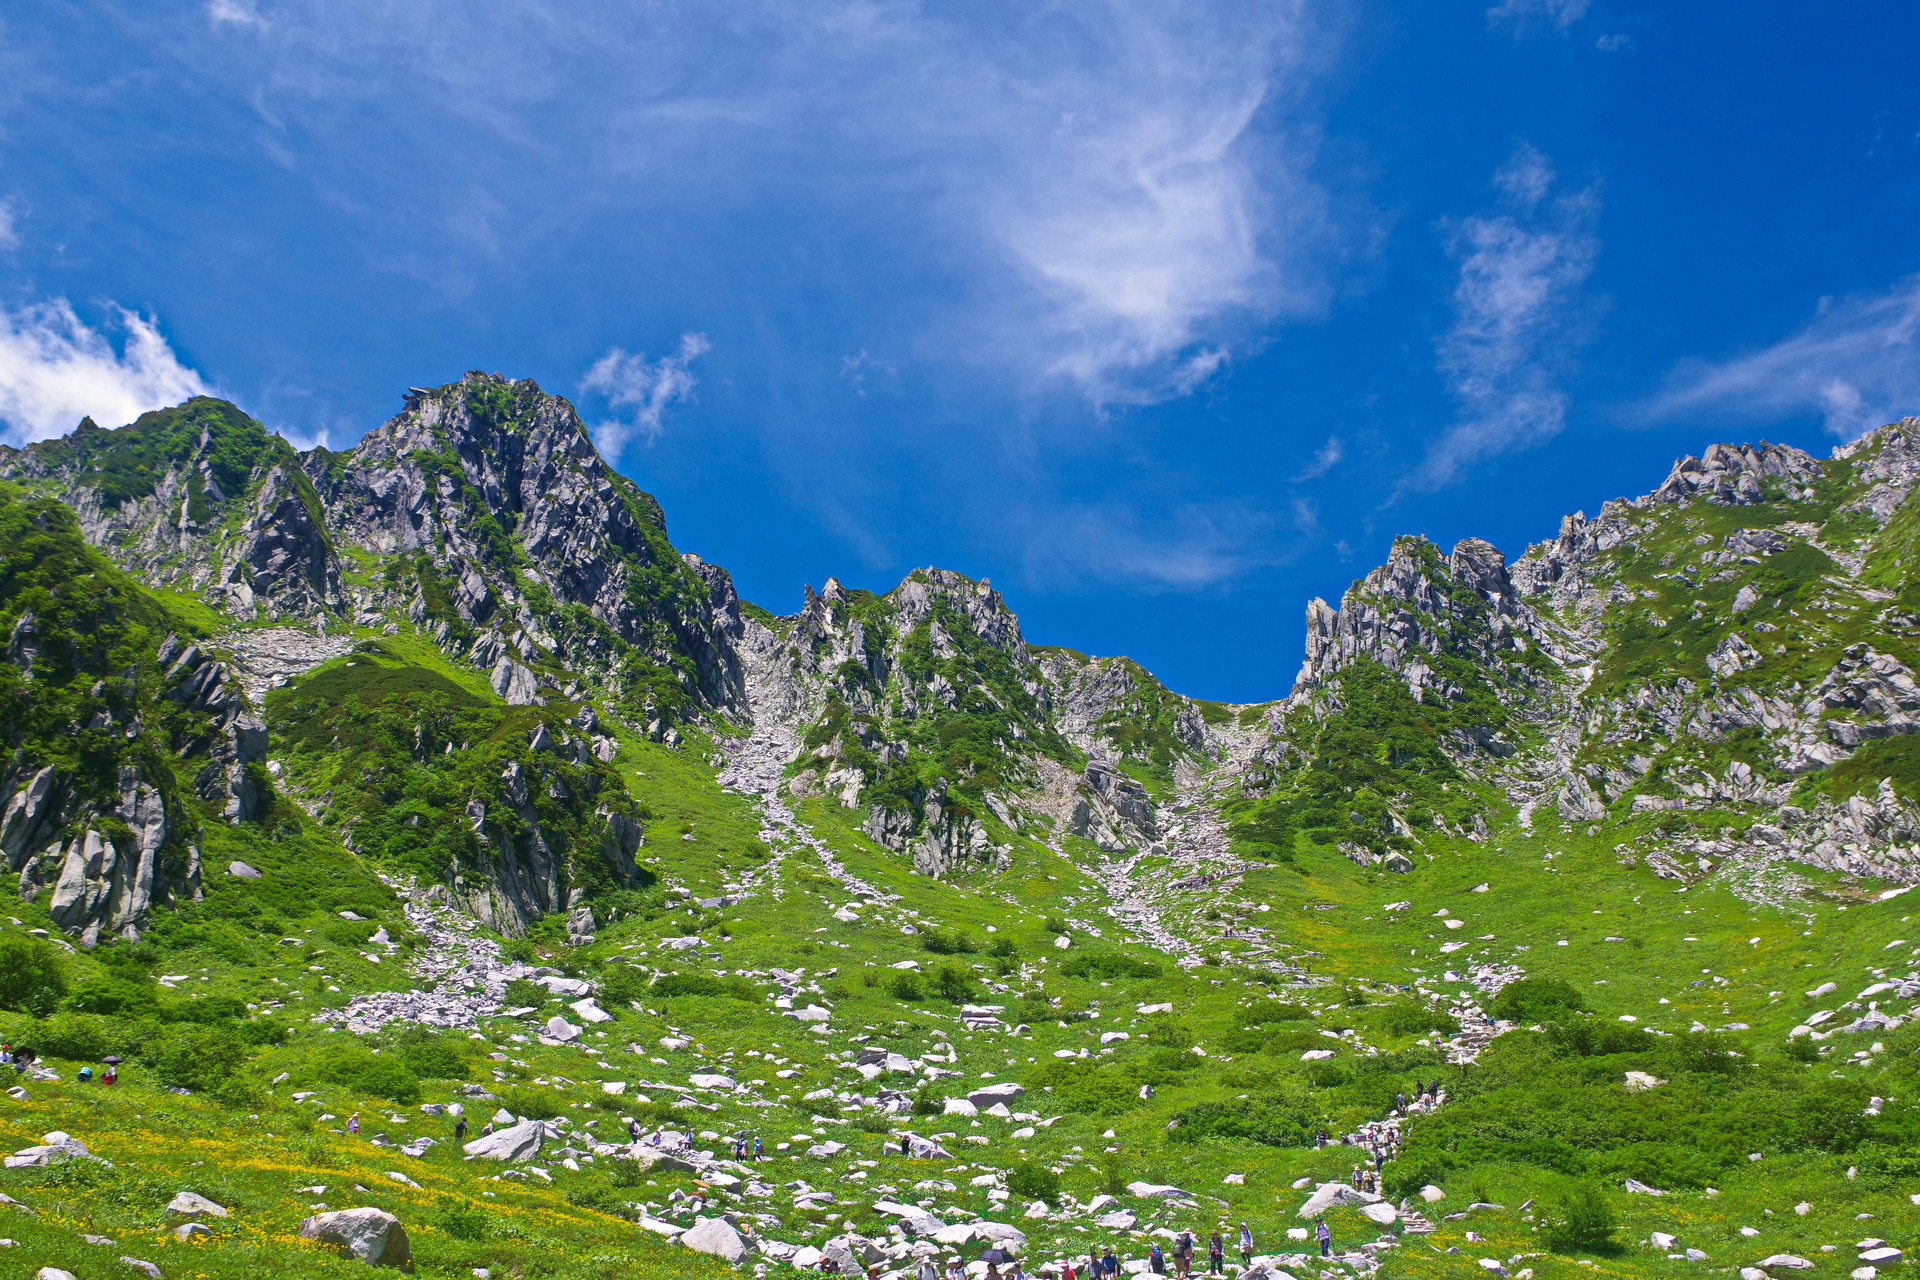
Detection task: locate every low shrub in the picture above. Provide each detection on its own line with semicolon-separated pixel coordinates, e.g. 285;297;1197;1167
650;972;757;1002
1167;1094;1315;1147
1007;1160;1061;1202
1541;1182;1620;1255
0;937;68;1017
143;1024;249;1093
1059;951;1161;981
312;1046;422;1104
1490;977;1587;1024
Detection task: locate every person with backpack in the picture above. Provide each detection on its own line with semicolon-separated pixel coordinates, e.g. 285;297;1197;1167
1316;1219;1332;1258
1208;1231;1225;1275
1148;1242;1167;1275
1238;1223;1254;1266
454;1115;469;1143
1173;1230;1193;1277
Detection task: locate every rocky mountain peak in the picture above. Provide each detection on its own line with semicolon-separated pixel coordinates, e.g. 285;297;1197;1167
1294;533;1538;695
1648;440;1823;506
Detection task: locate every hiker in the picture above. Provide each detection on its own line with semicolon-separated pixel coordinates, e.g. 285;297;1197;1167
454;1115;469;1143
754;1135;763;1160
945;1259;966;1279
347;1113;360;1135
76;1065;93;1084
1238;1223;1254;1265
1148;1241;1167;1275
627;1117;642;1142
916;1255;940;1280
1316;1219;1332;1258
1208;1230;1225;1275
1173;1229;1193;1277
101;1064;116;1087
1101;1246;1120;1276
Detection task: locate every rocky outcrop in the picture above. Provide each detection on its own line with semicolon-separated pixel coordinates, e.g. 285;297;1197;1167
1294;536;1558;696
1648;441;1822;506
1;762;201;947
157;636;268;822
309;373;744;717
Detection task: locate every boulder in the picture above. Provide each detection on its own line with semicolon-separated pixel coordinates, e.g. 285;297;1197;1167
1299;1183;1381;1218
1862;1249;1903;1264
463;1120;546;1161
1420;1185;1446;1203
973;1221;1028;1246
1651;1233;1678;1249
1096;1210;1138;1229
1757;1257;1816;1271
120;1260;163;1280
167;1191;229;1218
173;1222;214;1241
35;1270;78;1280
569;999;613;1025
298;1207;413;1269
679;1216;749;1264
966;1082;1026;1109
1360;1202;1399;1225
228;861;263;879
1127;1181;1190;1200
543;1017;583;1043
1623;1179;1667;1196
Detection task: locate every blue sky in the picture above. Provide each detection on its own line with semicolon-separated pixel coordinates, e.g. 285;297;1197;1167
1;1;1917;702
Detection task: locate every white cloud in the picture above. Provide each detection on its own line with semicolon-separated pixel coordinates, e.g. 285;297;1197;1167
1411;146;1598;491
1643;276;1920;439
578;331;711;457
192;0;1338;408
1291;433;1343;481
0;299;210;445
207;0;268;29
1487;0;1590;30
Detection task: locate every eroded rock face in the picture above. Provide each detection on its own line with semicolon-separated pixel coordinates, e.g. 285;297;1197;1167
0;761;201;947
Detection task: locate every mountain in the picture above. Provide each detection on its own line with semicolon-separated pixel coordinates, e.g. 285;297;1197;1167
2;376;1919;1279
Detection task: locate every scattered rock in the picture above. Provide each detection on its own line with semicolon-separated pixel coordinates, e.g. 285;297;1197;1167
167;1191;229;1218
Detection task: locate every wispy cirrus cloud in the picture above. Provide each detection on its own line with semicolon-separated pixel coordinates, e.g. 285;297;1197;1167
1291;433;1343;481
1642;275;1920;438
1486;0;1591;31
192;0;1340;409
0;299;210;445
578;332;711;457
1409;144;1599;491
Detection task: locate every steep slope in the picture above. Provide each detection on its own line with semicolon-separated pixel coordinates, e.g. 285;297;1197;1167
0;397;342;617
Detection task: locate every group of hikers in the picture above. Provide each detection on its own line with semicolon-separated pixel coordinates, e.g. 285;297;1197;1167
1;1043;114;1085
811;1221;1347;1278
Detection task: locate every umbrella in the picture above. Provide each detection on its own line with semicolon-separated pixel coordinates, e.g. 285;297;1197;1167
102;1056;123;1064
979;1247;1016;1265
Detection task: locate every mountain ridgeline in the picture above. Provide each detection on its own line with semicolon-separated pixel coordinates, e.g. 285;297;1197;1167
6;370;1920;944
